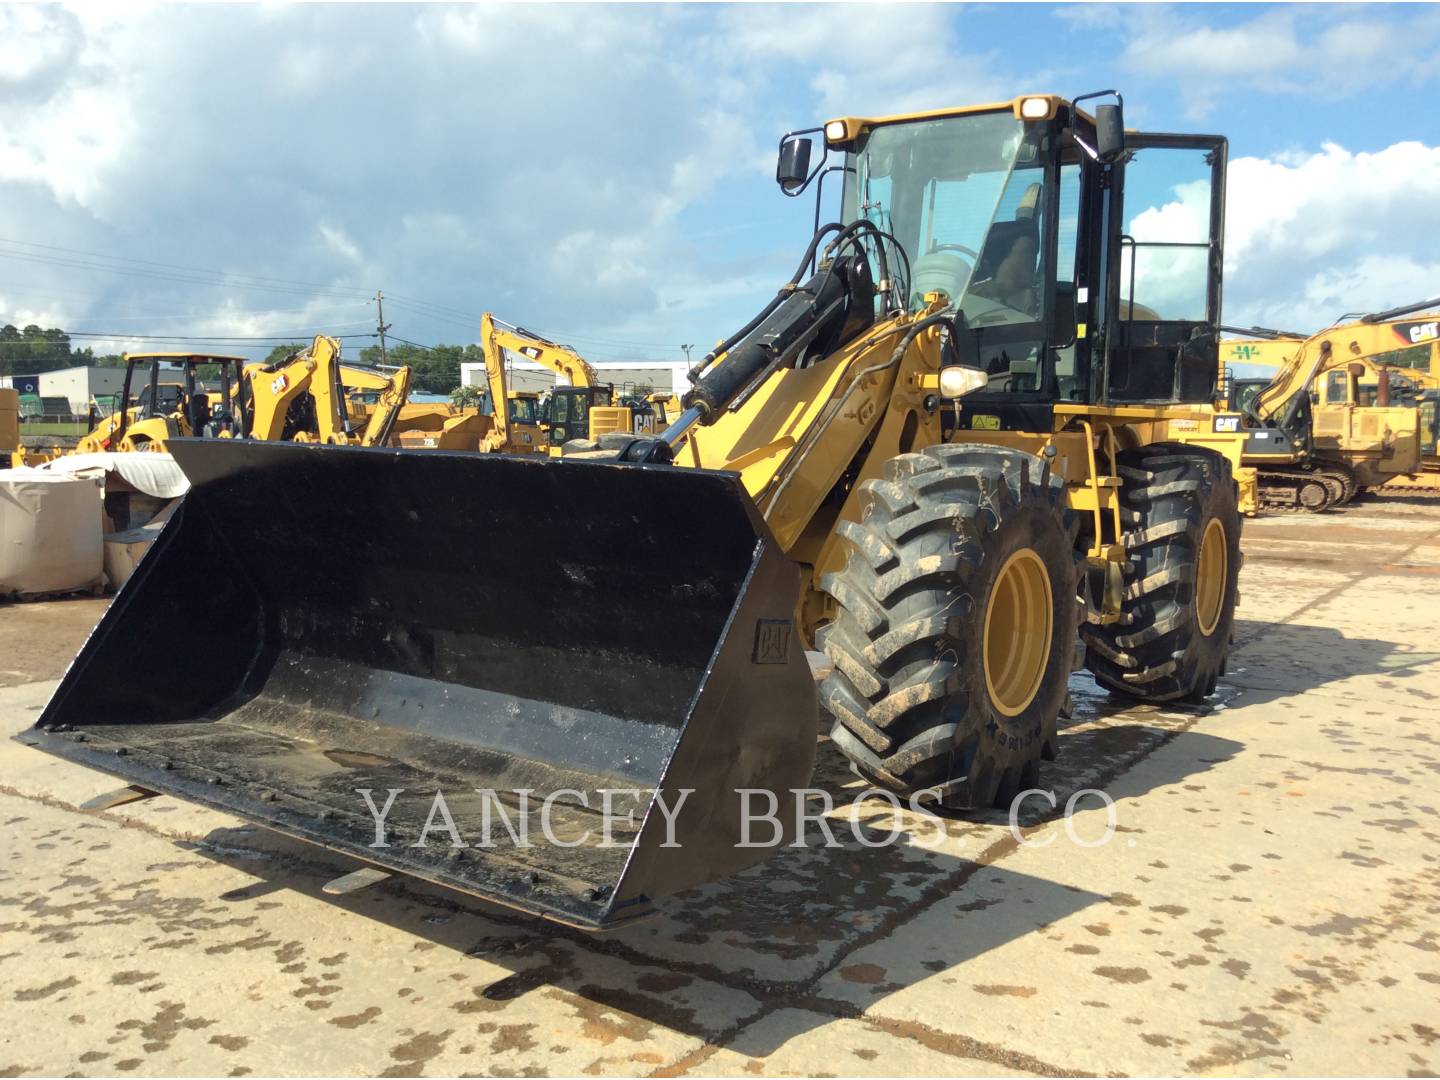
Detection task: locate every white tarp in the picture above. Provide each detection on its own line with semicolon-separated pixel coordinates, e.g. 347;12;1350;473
36;451;190;499
0;471;106;597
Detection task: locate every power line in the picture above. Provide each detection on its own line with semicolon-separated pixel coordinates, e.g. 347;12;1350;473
385;336;435;351
0;235;693;354
0;236;381;299
61;331;379;343
0;247;377;305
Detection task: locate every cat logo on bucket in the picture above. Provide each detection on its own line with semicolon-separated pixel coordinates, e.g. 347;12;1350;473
753;619;792;664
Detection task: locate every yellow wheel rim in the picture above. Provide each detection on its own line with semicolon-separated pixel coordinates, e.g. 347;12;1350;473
1195;518;1227;637
983;548;1053;717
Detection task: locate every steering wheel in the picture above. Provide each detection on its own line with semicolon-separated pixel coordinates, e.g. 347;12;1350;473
910;244;981;309
927;242;979;260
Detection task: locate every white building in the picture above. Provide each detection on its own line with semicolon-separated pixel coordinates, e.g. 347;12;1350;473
460;359;691;398
38;366;127;415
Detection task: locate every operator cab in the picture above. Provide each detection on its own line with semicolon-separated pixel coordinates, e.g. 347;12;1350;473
543;385;614;445
787;94;1227;427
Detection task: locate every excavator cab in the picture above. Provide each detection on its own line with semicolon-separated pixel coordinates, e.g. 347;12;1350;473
546;385;616;444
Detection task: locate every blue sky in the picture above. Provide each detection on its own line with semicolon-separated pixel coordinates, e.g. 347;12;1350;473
0;2;1436;366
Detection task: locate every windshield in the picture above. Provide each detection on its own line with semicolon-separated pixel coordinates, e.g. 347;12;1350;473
843;111;1045;320
509;397;537;424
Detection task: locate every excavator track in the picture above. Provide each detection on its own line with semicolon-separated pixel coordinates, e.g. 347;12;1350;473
1315;464;1358;505
1257;469;1343;512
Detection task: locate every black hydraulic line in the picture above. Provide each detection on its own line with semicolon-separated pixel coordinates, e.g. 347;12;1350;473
1361;296;1440;323
813;219;892;311
884;310;953;369
690;223;845;379
1220;323;1306;340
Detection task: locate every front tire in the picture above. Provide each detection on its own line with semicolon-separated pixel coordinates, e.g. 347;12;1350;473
818;444;1079;810
1082;444;1242;702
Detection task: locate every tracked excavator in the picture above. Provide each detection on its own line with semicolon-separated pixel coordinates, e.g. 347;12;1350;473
1216;304;1427;509
24;92;1244;930
478;313;634;452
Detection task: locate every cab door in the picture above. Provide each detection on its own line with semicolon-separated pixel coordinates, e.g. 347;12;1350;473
1106;134;1227;404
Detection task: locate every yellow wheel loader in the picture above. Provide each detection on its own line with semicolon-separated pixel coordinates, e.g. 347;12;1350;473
23;92;1243;930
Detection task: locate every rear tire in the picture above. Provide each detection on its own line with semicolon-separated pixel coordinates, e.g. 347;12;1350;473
1082;444;1242;703
818;444;1079;810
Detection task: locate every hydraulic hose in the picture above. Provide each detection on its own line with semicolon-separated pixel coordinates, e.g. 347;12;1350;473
1361;296;1440;323
689;223;845;380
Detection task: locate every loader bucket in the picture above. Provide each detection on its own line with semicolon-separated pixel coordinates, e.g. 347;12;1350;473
21;439;818;930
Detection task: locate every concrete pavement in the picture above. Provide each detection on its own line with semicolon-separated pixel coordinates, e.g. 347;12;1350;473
1;494;1438;1076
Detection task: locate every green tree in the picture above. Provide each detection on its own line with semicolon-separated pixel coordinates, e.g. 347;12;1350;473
0;323;74;376
356;341;478;395
263;343;307;365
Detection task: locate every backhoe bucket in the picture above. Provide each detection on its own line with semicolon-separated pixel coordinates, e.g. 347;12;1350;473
22;440;817;930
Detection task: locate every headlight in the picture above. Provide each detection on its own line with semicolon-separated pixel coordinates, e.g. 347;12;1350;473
939;365;988;399
824;120;848;143
1019;96;1052;119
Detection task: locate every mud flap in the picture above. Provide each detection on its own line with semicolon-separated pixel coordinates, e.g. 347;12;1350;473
20;439;818;930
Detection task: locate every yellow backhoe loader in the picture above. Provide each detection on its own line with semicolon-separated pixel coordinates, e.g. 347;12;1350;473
243;335;412;448
75;353;251;454
24;92;1244;931
1330;299;1439;492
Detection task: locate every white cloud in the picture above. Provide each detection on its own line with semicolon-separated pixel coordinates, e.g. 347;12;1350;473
1119;6;1440;119
1222;141;1440;329
3;3;1427;372
709;4;1009;120
318;223;364;265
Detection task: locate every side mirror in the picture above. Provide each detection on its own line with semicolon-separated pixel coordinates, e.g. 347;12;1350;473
1095;103;1125;163
776;137;813;193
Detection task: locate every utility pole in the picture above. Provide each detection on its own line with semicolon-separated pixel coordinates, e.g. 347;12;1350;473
680;343;694;363
375;290;391;362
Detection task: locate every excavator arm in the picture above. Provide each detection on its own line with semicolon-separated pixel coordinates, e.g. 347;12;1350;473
242;336;411;445
486;315;600;388
479;312;513;450
245;347;322;440
358;364;411;446
1248;302;1440;422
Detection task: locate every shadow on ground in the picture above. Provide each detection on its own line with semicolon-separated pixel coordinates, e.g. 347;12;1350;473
172;686;1251;1052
